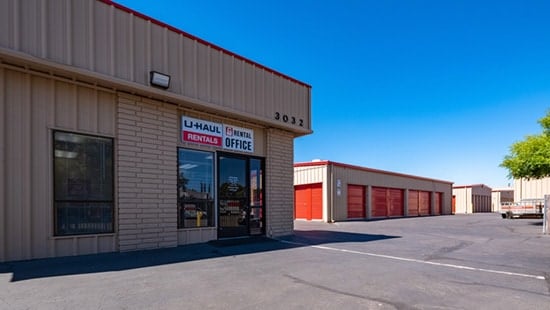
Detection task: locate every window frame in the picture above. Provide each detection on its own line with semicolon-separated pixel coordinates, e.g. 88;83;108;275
177;147;215;229
52;130;115;236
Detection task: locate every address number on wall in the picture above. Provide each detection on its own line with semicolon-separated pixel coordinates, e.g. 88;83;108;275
275;112;304;127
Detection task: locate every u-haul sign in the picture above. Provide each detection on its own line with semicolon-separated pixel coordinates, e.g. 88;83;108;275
182;116;223;147
181;116;254;153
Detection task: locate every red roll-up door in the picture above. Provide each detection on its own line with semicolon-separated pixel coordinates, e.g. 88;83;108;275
372;187;388;217
388;188;404;217
294;183;323;220
419;191;431;215
311;184;323;219
408;190;419;216
347;185;365;218
434;192;442;215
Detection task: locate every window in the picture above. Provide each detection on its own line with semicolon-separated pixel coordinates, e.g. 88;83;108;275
54;131;114;236
178;148;214;228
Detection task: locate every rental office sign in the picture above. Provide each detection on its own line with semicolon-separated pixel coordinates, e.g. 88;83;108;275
182;116;254;153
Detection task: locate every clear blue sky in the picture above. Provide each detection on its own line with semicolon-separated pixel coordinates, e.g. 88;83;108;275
117;0;550;187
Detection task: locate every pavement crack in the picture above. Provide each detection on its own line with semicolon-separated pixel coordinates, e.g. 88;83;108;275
284;274;415;310
425;241;473;261
448;279;550;297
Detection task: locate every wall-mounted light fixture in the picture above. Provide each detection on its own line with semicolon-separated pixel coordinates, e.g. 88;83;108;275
149;71;170;89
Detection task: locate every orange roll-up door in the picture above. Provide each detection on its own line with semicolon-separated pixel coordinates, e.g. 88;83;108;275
372;187;388;217
388;188;404;217
311;184;323;220
419;191;431;215
347;185;365;219
294;183;323;220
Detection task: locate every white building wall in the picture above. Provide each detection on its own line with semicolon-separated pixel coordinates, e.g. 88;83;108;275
453;187;471;214
514;178;550;202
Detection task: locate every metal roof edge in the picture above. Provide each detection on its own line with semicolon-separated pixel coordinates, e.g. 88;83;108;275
294;160;454;184
99;0;311;89
453;184;492;189
0;47;313;136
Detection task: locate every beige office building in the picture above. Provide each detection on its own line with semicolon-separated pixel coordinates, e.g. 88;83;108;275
0;0;311;262
294;161;453;222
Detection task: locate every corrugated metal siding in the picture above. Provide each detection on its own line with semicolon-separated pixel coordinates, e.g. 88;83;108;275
0;66;116;262
473;195;491;213
0;0;311;132
294;165;327;186
452;187;470;214
514;178;550;201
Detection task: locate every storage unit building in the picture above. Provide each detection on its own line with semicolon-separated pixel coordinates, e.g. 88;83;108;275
0;0;311;262
452;184;492;214
294;161;453;222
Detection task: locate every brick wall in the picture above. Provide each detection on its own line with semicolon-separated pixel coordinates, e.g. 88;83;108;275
116;94;178;251
266;128;295;237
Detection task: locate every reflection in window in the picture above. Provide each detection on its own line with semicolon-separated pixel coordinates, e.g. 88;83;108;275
54;131;114;236
178;148;214;228
249;158;264;235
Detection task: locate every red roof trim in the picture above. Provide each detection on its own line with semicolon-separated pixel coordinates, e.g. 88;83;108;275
97;0;311;89
294;161;453;184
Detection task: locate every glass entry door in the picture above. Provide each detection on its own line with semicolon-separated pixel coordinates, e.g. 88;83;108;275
218;154;264;238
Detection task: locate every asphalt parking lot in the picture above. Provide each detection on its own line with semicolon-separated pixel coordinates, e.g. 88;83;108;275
1;213;549;310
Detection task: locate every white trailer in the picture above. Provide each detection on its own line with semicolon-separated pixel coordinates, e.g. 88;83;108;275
500;199;544;219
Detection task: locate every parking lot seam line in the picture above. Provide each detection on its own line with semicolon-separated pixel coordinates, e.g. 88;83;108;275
278;240;546;281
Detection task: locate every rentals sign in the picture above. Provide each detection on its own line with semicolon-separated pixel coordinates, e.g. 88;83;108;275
182;116;254;153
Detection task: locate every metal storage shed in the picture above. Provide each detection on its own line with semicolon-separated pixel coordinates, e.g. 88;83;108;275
294;161;453;222
452;184;492;214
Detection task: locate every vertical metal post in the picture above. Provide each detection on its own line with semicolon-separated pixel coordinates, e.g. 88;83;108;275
544;195;549;234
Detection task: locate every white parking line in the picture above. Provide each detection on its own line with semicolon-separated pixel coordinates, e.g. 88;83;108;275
279;240;546;281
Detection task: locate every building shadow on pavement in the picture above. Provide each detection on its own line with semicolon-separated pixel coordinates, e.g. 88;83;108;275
0;231;398;282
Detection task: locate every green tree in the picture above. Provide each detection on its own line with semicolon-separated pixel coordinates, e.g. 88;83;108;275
501;111;550;179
